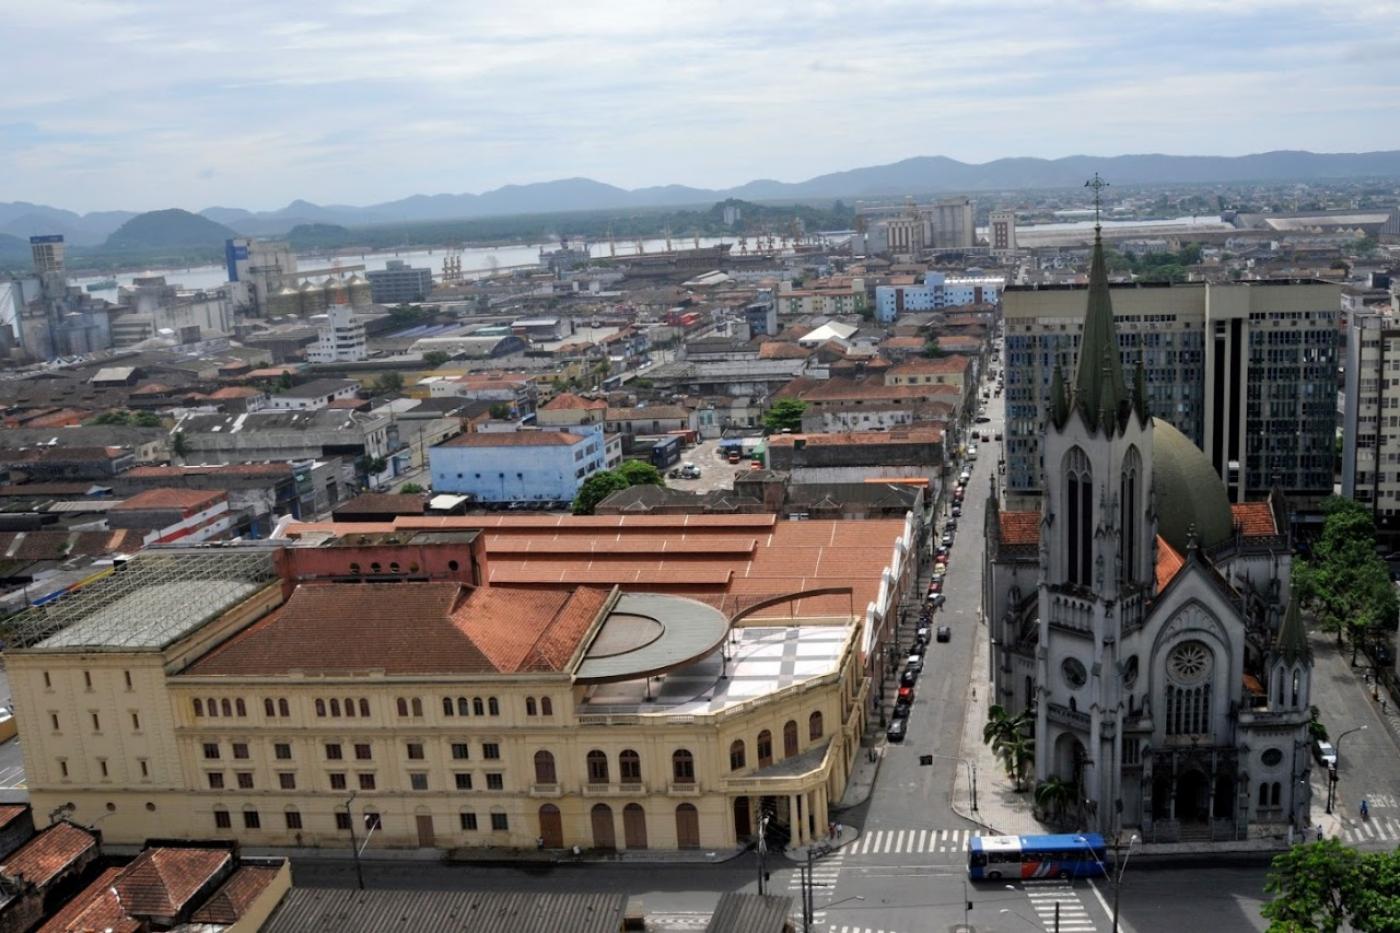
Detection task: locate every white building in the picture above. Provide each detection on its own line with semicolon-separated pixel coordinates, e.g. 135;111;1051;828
984;228;1312;844
265;378;361;411
225;237;298;315
1341;301;1400;544
307;303;368;363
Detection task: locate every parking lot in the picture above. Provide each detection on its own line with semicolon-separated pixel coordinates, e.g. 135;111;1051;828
663;438;750;495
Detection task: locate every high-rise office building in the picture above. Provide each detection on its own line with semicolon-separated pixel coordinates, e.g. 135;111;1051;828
1002;278;1339;511
1341;299;1400;543
989;210;1018;254
367;260;434;304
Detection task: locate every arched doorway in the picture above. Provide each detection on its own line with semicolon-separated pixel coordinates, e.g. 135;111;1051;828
1213;773;1235;820
1176;769;1210;823
538;804;563;848
623;803;647;849
676;804;700;849
1152;772;1173;820
1053;733;1086;787
733;796;751;841
590;803;616;849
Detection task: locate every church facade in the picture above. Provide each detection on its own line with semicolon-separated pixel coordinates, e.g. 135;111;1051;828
982;226;1314;843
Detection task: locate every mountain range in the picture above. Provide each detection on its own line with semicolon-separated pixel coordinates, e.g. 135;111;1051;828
4;149;1400;244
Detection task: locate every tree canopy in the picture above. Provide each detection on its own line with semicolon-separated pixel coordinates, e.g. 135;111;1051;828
571;471;631;516
763;398;808;433
1293;497;1398;650
1262;839;1400;932
616;460;663;487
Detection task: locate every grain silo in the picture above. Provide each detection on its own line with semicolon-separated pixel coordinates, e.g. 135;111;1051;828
346;273;373;309
270;285;301;317
299;280;326;315
324;276;350;308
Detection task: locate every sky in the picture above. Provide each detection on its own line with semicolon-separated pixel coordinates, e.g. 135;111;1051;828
3;0;1400;213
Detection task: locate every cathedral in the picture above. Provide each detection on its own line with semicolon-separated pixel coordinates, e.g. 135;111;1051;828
982;223;1314;843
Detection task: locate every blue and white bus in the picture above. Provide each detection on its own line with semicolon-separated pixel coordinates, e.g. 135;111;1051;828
967;833;1107;881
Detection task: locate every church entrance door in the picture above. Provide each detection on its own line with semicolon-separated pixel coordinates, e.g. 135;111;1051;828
1176;769;1210;823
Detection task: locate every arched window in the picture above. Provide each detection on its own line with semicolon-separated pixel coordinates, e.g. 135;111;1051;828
458;698;470;717
264;698;275;717
586;750;609;784
809;711;823;741
193;699;204;717
526;698;538;716
221;698;233;718
279;698;290;717
208;697;218;718
534;750;557;784
396;698;409;717
315;699;326;717
756;730;773;767
412;698;423;717
541;697;553;716
1119;446;1141;584
235;699;246;717
359;699;370;718
672;749;695;783
487;698;499;716
1063;447;1093;587
1271;782;1281;806
473;698;485;716
619;750;641;784
344;698;356;718
1291;669;1301;708
443;697;455;716
329;699;341;717
729;740;746;771
783;720;799;757
1258;783;1268;806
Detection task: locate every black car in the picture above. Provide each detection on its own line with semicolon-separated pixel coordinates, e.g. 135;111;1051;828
891;702;911;720
976;415;991;423
936;624;952;643
887;719;908;742
901;669;918;687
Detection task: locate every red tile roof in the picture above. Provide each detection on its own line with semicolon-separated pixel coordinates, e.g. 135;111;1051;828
0;822;97;888
1231;502;1277;538
208;387;265;399
440;431;585;448
111;488;225;512
333;493;425;517
797;381;957;403
1156;535;1185;590
189;865;282;924
35;867;139;933
113;847;231;917
0;806;28;830
540;393;607;411
765;429;944;447
879;336;926;350
886;355;971;376
999;511;1039;547
188;582;608;676
758;342;814;360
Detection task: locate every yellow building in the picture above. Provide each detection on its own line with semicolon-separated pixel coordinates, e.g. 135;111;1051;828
6;514;913;854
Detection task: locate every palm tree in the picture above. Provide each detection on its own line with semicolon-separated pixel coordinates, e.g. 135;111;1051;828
982;704;1031;750
984;705;1034;788
999;731;1035;792
1035;776;1076;828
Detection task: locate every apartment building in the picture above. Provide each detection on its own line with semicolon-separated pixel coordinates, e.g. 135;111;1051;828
1342;303;1400;543
1002;278;1338;509
5;516;913;853
307;304;368;363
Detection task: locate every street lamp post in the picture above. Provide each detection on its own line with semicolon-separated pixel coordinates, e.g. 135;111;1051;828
1326;725;1367;815
1077;833;1138;933
343;791;365;890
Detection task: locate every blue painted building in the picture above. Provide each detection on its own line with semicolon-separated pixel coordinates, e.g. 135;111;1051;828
429;425;606;503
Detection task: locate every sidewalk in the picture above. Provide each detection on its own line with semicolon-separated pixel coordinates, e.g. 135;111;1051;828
198;841;750;866
784;822;859;862
834;735;886;811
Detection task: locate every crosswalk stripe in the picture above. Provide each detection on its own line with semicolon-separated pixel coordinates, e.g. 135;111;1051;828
843;827;982;856
916;829;927;851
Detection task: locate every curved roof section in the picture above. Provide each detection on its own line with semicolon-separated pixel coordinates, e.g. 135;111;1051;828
575;593;729;684
1151;417;1232;552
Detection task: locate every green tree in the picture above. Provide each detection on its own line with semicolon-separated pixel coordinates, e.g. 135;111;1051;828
763;398;808;433
923;338;947;358
983;705;1035;791
572;470;630;515
422;351;450;368
1034;776;1076;826
171;431;189;464
617;460;663;487
90;410;132;426
399;482;424;494
374;371;405;394
1296;497;1399;652
1261;839;1363;932
133;411;161;428
277;371;294;391
488;402;513;420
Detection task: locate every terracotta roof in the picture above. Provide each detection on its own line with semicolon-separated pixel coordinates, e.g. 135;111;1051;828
0;822;97;888
540;393;607;411
129;382;174;396
1231;502;1277;538
797;381;957;403
999;510;1039;547
188;582;606;676
758;342;813;360
208;387;265;399
766;429;944;447
123;463;292;479
1156;535;1185;590
933;335;984;351
111;488;225;512
0;530;141;562
113;847;231;918
886;355;971;376
35;867;139;933
440;431;586;448
189;865;282;925
0;806;28;830
879;336;926;350
333;493;425;517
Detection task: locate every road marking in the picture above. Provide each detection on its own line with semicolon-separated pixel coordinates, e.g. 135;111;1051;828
847;827;976;856
1088;878;1118;932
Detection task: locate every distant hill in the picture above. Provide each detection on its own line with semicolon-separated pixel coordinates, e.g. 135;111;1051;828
0;202;138;245
0;233;30;265
13;148;1400;237
103;209;238;251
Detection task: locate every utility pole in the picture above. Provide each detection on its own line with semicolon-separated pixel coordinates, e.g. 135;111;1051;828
804;847;815;932
756;814;770;895
344;792;365;890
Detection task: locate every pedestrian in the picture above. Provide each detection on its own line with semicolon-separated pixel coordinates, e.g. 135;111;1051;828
828;821;835;841
1317;824;1324;842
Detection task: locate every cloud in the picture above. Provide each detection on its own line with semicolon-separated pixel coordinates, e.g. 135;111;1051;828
0;0;1396;211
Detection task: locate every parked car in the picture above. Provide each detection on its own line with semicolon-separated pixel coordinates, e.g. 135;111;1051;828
941;533;954;547
901;669;918;687
950;505;961;518
994;432;1003;441
916;625;931;642
887;719;908;742
976;415;991;423
891;702;911;720
897;685;914;703
905;655;924;673
943;519;957;532
936;624;952;643
927;579;942;594
927;593;946;609
1314;739;1338;769
934;561;948;575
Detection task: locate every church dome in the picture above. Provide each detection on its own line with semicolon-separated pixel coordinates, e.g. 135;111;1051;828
1151;417;1233;553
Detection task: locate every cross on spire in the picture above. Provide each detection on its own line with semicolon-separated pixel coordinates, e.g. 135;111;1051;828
1085;172;1109;229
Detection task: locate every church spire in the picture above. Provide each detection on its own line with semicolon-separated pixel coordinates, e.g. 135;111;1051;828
1274;591;1311;665
1072;174;1129;434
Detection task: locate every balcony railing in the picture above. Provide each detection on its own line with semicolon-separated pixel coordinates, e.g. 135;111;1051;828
1047;593;1094;634
1046;702;1090;730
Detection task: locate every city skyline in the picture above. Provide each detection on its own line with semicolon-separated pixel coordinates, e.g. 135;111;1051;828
5;0;1400;211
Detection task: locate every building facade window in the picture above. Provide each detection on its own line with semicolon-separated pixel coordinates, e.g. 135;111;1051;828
729;740;746;771
587;750;609;784
619;750;641;784
534;751;557;784
672;750;695;783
